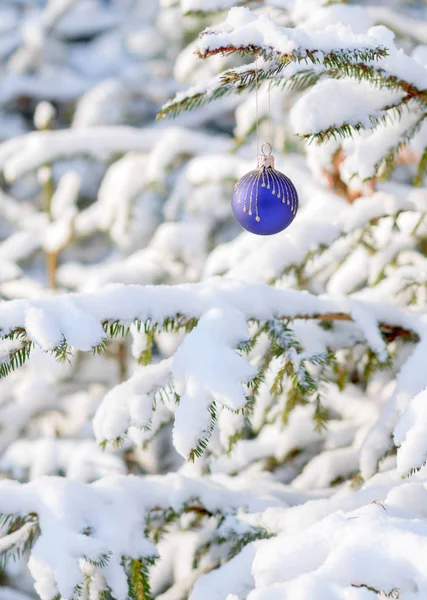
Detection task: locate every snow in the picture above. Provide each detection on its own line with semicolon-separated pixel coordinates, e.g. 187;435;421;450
93;359;173;445
0;472;288;598
181;0;240;14
53;3;125;39
339;108;425;184
0;589;33;600
248;502;427;598
367;25;427;91
76;152;148;243
190;542;261;600
206;186;426;283
0;277;424;464
0;127;159;182
0;279;418;352
0;230;43;265
292;447;360;490
25;307;63;351
360;335;427;480
50;171;80;220
349;301;388;364
394;388;427;475
0;439;125;481
291;79;405;135
0;72;88;106
72;80;131;128
1;1;427;599
33;101;56;130
0;339;23;364
367;6;427;44
197;7;384;58
172;306;255;456
42;219;73;254
299;5;373;34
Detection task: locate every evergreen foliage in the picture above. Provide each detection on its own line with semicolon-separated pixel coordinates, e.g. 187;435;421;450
0;1;426;599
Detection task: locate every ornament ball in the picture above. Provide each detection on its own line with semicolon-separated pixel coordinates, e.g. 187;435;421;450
232;144;298;236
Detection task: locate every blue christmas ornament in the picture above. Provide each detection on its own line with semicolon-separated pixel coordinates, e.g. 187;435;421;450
232;144;298;235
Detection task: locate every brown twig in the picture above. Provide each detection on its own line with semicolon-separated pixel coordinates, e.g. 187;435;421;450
286;313;419;343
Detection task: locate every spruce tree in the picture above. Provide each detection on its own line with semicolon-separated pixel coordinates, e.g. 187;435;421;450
0;1;427;599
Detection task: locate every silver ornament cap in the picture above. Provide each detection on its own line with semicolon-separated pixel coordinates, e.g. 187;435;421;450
257;142;275;169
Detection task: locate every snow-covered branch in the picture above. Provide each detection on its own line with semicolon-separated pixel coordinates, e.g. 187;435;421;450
0;280;423;461
0;280;420;357
195;8;385;64
161;6;427;181
0;474;285;600
159;7;386;120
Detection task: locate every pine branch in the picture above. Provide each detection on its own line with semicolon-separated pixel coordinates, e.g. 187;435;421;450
313;394;329;432
214;524;272;560
146;502;215;548
352;583;400;599
372;112;427;181
0;284;420;407
157;60;311;120
83;552;112;569
264;321;335;426
0;314;198;380
276;313;417;343
196;42;387;69
127;557;157;600
415;147;427;186
0;310;418;382
138;330;155;365
301;100;414;145
158;47;388;120
330;63;427;104
0;516;40;569
54;338;72;362
182;0;247;16
0;336;33;378
188;402;218;462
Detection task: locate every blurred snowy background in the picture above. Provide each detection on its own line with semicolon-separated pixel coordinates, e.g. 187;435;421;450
0;2;275;597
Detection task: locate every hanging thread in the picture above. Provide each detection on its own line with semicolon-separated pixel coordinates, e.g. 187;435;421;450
255;56;273;155
255;55;259;156
268;78;272;148
231;49;299;236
